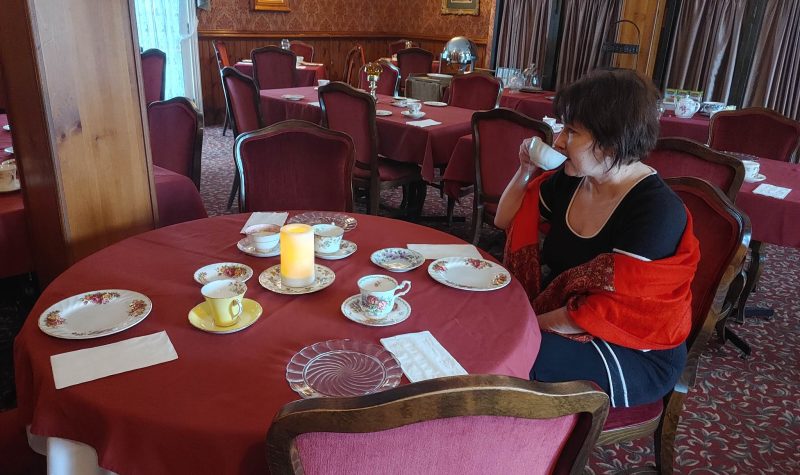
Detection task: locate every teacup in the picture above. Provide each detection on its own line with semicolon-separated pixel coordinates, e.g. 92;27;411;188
318;79;330;87
407;102;422;114
201;279;246;327
542;116;557;128
0;160;19;191
702;101;726;116
742;160;760;181
312;223;344;254
526;136;567;170
358;275;411;318
251;230;280;252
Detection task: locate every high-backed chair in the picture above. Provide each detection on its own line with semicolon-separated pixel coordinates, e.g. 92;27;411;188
598;177;750;474
709;107;800;163
396;47;434;91
220;67;265;209
266;375;609;475
343;45;366;87
289;41;314;62
319;82;424;215
141;48;166;104
251;46;297;90
147;97;203;190
448;72;503;110
358;59;401;97
212;40;232;136
389;39;418;55
235;120;355;212
474;108;552;245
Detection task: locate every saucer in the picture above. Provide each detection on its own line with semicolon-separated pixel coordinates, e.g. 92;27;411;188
341;295;411;327
188;298;263;334
401;111;426;119
315;240;357;260
282;94;304;101
0;183;21;193
259;264;335;295
237;236;280;257
376;110;393;116
370;247;424;272
3;147;13;154
194;263;253;284
423;101;447;107
744;173;766;183
2;125;9;131
426;73;452;79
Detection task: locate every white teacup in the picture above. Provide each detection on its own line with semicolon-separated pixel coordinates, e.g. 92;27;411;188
251;231;280;252
407;102;422;114
702;101;726;115
742;160;760;181
358;275;411;318
318;79;330;87
201;279;246;327
527;136;567;170
312;223;344;254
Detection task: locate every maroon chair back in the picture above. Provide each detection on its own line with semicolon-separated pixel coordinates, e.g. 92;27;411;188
141;48;166;104
220;67;264;136
319;82;378;179
289;41;314;62
449;73;503;110
343;45;366;87
396;47;434;84
235;120;355;212
644;137;745;202
358;60;401;97
147;97;203;190
389;39;418;55
709;107;800;163
251;46;297;90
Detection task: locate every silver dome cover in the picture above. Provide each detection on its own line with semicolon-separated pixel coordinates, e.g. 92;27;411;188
440;36;477;65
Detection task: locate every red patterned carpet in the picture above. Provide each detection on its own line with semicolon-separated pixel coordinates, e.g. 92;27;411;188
201;125;799;474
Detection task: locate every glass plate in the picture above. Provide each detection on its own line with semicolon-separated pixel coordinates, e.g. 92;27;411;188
370;248;424;272
287;212;358;231
38;289;152;339
428;257;512;291
286;339;402;398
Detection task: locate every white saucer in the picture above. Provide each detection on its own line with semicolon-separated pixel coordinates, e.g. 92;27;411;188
315;240;357;260
744;173;766;183
3;147;13;154
194;262;253;284
259;264;335;295
282;94;304;101
237;236;280;257
401;111;426;119
0;183;21;193
370;247;424;272
376;110;393;116
423;101;447;107
188;298;262;334
2;125;10;131
341;295;411;327
427;73;452;79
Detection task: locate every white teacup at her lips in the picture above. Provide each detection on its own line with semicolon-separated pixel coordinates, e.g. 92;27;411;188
527;136;567;170
742;160;760;180
312;223;344;253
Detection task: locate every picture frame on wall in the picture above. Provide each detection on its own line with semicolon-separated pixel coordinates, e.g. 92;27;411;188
441;0;479;15
253;0;290;12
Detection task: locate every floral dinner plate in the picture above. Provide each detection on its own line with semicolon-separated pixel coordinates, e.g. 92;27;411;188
194;263;253;284
428;257;512;291
38;289;152;339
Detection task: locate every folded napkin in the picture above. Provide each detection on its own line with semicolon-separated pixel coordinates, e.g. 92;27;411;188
240;59;252;63
240;212;288;233
753;183;791;199
296;65;307;69
407;244;482;260
301;61;324;67
381;331;467;382
309;101;321;108
51;331;178;389
406;119;441;128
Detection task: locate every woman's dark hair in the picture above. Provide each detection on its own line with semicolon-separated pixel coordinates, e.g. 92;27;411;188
554;68;660;167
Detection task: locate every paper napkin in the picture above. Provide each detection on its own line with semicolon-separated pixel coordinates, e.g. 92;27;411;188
309;101;321;108
51;331;178;389
406;119;442;128
381;331;468;382
407;244;482;260
753;184;791;199
240;211;288;233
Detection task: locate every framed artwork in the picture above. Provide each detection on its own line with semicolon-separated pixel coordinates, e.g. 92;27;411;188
253;0;290;12
441;0;479;15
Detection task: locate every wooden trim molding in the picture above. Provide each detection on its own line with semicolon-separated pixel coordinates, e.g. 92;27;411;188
198;29;488;46
253;0;290;12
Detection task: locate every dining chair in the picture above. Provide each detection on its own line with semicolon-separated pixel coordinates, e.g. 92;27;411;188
396;47;434;92
289;40;314;62
266;375;609;475
251;46;297;90
343;45;366;87
358;59;400;97
709;107;800;163
389;39;418;55
212;40;232;136
448;72;503;110
598;177;750;474
473;108;552;245
319;82;424;216
147;97;203;190
220;66;265;209
141;48;166;105
234;120;355;212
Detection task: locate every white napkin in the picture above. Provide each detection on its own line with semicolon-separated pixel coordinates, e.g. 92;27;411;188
296;65;307;69
381;331;467;382
309;101;321;107
753;183;791;199
240;59;252;63
406;119;441;128
407;244;482;260
51;331;178;389
240;212;288;233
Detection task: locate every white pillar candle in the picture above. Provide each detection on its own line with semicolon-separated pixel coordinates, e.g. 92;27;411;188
280;224;315;287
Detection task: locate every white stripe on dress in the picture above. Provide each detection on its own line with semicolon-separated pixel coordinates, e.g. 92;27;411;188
602;340;630;407
590;340;617;407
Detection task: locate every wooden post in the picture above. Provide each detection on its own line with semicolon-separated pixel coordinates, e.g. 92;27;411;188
617;0;668;76
0;0;157;284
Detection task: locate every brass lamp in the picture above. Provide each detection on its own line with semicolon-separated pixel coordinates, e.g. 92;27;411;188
362;62;383;101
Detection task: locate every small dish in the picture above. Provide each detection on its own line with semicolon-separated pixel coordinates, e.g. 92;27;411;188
3;147;13;154
188;298;263;334
288;212;357;231
744;173;766;183
2;124;10;131
370;248;425;272
259;264;335;295
428;257;512;291
376;110;393;116
401;111;426;119
237;236;280;257
194;263;253;284
341;295;410;327
427;73;453;79
315;240;357;260
281;94;305;101
423;101;447;107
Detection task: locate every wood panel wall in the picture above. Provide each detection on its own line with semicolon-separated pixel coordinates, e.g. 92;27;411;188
617;0;667;76
199;31;487;124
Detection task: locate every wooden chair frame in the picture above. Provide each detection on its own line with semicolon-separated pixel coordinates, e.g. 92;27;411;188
250;46;297;91
141;48;166;102
147;97;204;190
212;40;232;136
709;107;800;164
343;45;366;87
449;71;504;110
266;375;609;475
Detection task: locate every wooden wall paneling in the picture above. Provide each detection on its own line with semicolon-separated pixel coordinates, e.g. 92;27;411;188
617;0;667;76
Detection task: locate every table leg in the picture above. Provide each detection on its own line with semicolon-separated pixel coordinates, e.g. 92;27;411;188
735;240;774;322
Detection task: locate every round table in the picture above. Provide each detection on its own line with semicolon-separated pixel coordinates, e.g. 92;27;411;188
15;213;540;474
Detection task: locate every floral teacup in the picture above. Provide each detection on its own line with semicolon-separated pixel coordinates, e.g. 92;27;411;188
357;275;411;318
313;223;344;254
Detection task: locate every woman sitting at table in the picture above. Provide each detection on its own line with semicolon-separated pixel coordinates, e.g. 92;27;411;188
494;69;700;408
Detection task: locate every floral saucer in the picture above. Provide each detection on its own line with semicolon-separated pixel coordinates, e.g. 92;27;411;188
237;236;280;257
370;248;424;272
188;298;263;334
194;263;253;284
259;264;335;295
315;240;357;260
341;295;410;327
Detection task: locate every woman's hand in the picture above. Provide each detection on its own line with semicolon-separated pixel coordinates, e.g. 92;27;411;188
495;138;540;230
518;137;536;172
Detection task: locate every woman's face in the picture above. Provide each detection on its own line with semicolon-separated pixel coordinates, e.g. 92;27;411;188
552;122;610;178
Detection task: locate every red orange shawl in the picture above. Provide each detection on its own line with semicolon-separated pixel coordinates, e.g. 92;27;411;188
504;171;700;350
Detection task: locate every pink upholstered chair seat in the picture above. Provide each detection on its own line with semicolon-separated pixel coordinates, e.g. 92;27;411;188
354;159;420;182
603;400;663;431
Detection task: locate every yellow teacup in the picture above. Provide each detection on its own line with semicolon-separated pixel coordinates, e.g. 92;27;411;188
201;279;246;327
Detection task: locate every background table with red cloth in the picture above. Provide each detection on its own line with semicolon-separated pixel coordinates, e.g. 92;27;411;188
0;114;32;277
260;87;475;181
736;159;800;247
1;114;12;162
15;212;541;474
234;61;328;87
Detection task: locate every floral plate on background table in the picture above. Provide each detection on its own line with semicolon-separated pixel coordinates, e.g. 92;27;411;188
38;290;152;339
259;264;335;294
370;248;424;272
288;212;358;231
428;257;512;291
194;263;253;284
286;339;402;398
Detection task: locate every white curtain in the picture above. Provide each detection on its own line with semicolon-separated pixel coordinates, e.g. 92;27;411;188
134;0;186;100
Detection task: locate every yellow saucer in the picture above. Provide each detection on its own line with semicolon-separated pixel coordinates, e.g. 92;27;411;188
188;298;263;334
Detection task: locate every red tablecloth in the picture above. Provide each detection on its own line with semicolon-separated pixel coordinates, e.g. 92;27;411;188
737;159;800;247
659;111;710;143
15;212;540;474
234;61;327;87
260;87;475;181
